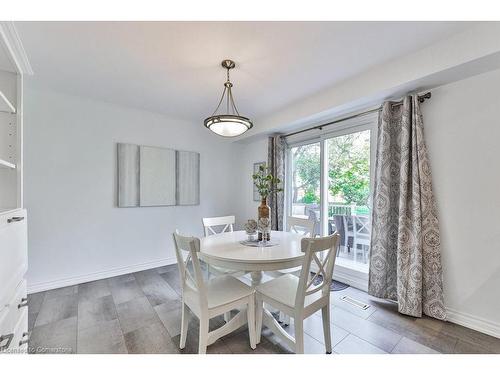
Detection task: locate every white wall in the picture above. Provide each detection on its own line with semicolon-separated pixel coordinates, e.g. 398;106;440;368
233;138;268;229
422;68;500;336
235;69;500;337
24;87;238;292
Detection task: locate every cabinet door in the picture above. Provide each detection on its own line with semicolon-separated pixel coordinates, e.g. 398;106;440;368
0;209;27;309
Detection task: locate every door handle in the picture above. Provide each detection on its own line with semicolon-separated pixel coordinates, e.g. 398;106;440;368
7;216;25;223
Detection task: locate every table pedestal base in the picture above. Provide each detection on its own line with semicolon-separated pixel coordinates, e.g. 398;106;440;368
250;271;263;288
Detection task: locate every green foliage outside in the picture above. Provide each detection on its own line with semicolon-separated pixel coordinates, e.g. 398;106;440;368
291;130;370;207
290;144;321;204
301;189;319;204
328;131;370;206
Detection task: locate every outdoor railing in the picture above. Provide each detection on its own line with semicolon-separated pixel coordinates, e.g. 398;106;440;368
292;202;370;218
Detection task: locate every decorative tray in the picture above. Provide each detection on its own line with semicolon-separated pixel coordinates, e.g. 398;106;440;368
239;240;279;247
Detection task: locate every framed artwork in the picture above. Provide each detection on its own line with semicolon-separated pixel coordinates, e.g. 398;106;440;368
140;146;177;207
117;143;200;207
176;150;200;205
253;161;266;201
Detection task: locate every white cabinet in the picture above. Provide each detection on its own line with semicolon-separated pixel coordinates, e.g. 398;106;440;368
0;210;28;305
0;273;28;354
0;209;28;354
0;22;32;354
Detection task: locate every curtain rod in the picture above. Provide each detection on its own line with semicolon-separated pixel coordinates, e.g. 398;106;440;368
283;91;432;138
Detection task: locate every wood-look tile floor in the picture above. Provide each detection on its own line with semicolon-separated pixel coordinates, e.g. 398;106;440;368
27;265;500;354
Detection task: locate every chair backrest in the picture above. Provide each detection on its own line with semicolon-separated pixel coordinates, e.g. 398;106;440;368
295;233;340;310
352;215;370;237
172;231;207;304
291;204;306;216
202;215;235;237
305;207;320;237
286;216;315;237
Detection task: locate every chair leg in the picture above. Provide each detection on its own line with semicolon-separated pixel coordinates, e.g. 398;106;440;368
255;296;263;344
322;304;332;354
224;311;231;323
180;303;189;349
198;316;209;354
294;318;304;354
247;297;257;349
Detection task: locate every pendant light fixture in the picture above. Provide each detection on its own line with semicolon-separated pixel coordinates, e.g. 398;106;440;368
204;59;253;137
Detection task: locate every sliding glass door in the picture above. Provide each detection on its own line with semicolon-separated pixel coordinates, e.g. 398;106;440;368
326;129;371;272
287;118;376;280
288;141;322;237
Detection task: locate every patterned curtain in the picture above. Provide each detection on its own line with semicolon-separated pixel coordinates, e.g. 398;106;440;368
268;135;287;231
368;95;446;320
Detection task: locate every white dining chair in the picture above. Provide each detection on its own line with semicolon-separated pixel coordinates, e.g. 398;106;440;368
287;216;315;237
172;231;257;354
202;215;246;322
271;217;315;279
255;233;340;354
271;216;315;325
202;215;235;237
352;214;371;264
202;215;249;278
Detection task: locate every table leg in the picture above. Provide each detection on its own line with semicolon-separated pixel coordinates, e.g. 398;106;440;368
249;271;263;346
250;271;263;288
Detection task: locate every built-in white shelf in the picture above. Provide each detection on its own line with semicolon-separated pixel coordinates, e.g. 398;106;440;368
0;158;16;169
0;90;16;114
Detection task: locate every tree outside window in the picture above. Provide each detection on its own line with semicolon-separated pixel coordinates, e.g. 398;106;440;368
291;130;370;211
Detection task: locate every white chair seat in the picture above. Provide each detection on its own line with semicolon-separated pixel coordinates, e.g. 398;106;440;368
185;275;253;310
209;265;243;276
266;266;301;277
256;274;323;309
281;266;301;274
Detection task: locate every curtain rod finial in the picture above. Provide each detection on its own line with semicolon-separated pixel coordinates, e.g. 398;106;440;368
419;92;431;103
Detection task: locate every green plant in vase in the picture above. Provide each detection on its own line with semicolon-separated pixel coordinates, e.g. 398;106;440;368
252;164;283;241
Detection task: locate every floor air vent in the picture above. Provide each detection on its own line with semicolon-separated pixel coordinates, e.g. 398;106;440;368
340;295;370;310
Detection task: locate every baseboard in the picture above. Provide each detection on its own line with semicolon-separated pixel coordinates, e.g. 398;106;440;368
333;265;369;292
446;308;500;339
27;257;177;294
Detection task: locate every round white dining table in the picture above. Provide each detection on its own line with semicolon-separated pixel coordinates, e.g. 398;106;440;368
199;230;305;287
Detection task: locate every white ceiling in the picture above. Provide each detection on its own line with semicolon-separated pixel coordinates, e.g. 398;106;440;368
16;21;475;123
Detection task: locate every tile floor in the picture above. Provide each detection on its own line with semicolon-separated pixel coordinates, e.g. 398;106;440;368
28;265;500;354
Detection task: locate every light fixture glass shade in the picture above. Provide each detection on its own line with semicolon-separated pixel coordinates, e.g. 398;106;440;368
204;115;253;137
205;59;253;137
